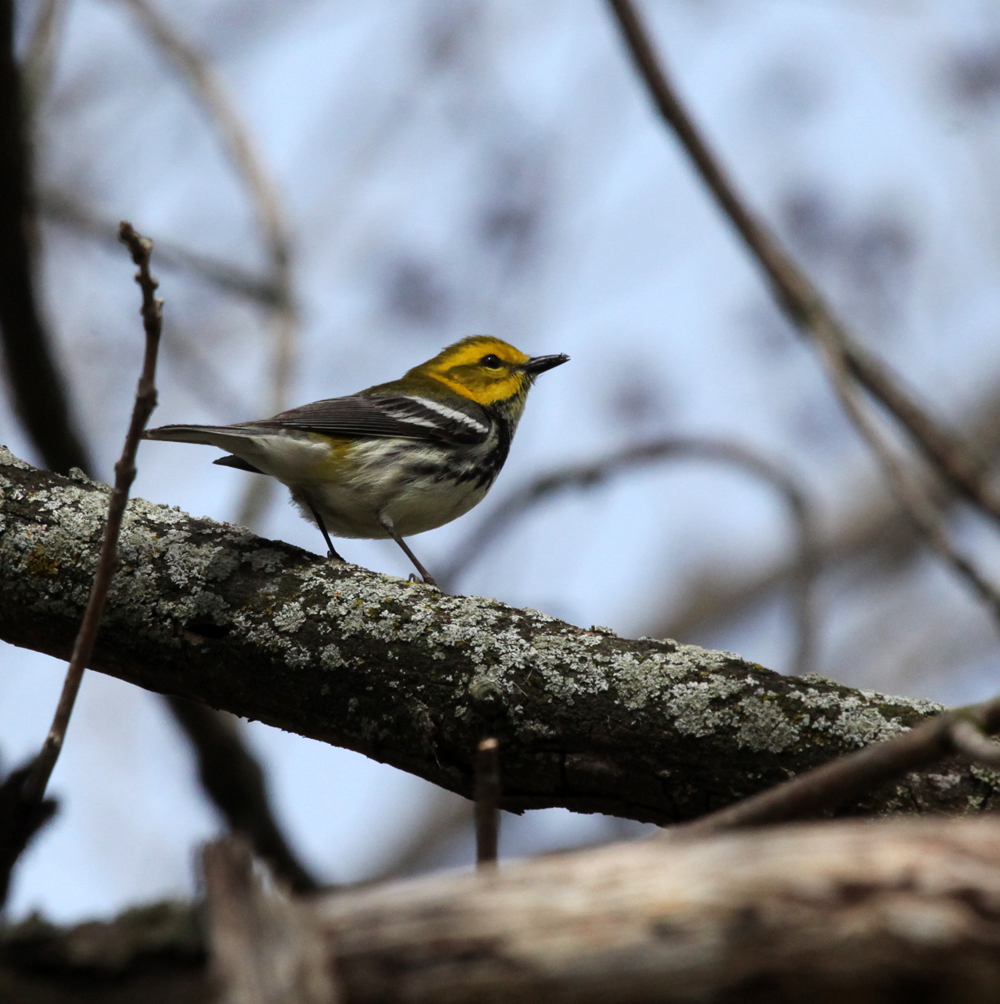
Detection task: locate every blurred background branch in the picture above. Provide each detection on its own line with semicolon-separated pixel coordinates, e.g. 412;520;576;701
606;0;1000;532
3;0;1000;923
120;0;297;530
0;0;317;899
0;0;89;475
39;189;280;307
441;436;818;675
167;697;320;895
649;354;1000;667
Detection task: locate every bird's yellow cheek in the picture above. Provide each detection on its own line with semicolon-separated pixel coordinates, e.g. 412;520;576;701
433;372;525;406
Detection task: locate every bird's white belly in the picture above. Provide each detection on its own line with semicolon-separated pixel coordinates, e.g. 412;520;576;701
291;438;495;540
307;477;488;539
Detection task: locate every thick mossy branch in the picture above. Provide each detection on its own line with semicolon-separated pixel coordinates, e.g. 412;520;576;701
0;447;996;823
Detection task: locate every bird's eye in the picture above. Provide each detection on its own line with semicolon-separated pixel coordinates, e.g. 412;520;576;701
479;354;502;368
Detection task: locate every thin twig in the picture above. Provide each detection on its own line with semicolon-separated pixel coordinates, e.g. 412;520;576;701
21;221;162;803
4;23;313;901
119;0;297;529
474;738;500;869
439;437;818;675
677;694;1000;836
605;0;1000;529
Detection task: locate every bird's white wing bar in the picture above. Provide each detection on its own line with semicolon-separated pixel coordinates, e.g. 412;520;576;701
401;397;490;435
247;393;492;445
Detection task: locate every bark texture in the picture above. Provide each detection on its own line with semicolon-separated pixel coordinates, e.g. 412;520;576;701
317;816;1000;1003
8;819;1000;1003
1;447;997;823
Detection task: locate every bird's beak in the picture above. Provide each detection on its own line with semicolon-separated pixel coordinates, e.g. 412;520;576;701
521;353;570;375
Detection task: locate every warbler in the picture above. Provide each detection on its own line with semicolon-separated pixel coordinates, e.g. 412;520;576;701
143;336;568;587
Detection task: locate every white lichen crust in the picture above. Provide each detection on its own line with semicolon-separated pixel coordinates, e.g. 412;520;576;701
0;446;994;823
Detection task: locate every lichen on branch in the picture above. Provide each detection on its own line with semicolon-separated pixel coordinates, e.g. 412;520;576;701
0;447;995;823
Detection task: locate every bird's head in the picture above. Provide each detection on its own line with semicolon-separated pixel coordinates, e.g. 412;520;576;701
409;336;569;408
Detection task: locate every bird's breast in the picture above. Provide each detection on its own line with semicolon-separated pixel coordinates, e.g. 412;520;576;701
303;433;504;538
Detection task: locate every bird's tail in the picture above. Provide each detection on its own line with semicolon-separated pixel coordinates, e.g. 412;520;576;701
143;424;253;449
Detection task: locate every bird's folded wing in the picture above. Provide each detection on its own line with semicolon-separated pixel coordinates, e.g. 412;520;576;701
247;394;491;445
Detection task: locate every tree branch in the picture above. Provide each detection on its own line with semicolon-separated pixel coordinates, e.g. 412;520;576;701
167;697;320;894
605;0;1000;530
1;449;997;824
681;694;1000;836
119;0;297;530
652;384;1000;644
811;333;1000;626
9;818;1000;1002
0;0;90;474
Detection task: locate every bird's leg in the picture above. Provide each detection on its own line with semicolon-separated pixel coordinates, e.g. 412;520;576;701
305;498;344;562
377;513;439;589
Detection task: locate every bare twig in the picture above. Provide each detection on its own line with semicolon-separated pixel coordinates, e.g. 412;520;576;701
2;19;311;904
0;222;159;904
0;0;90;475
605;0;1000;528
119;0;297;529
440;437;818;675
474;738;500;868
21;221;162;804
678;694;1000;836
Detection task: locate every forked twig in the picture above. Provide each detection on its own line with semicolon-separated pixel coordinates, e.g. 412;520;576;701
440;437;818;675
678;694;1000;836
21;221;162;803
605;0;1000;527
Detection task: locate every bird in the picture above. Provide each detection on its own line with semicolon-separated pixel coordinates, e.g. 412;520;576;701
143;336;569;588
